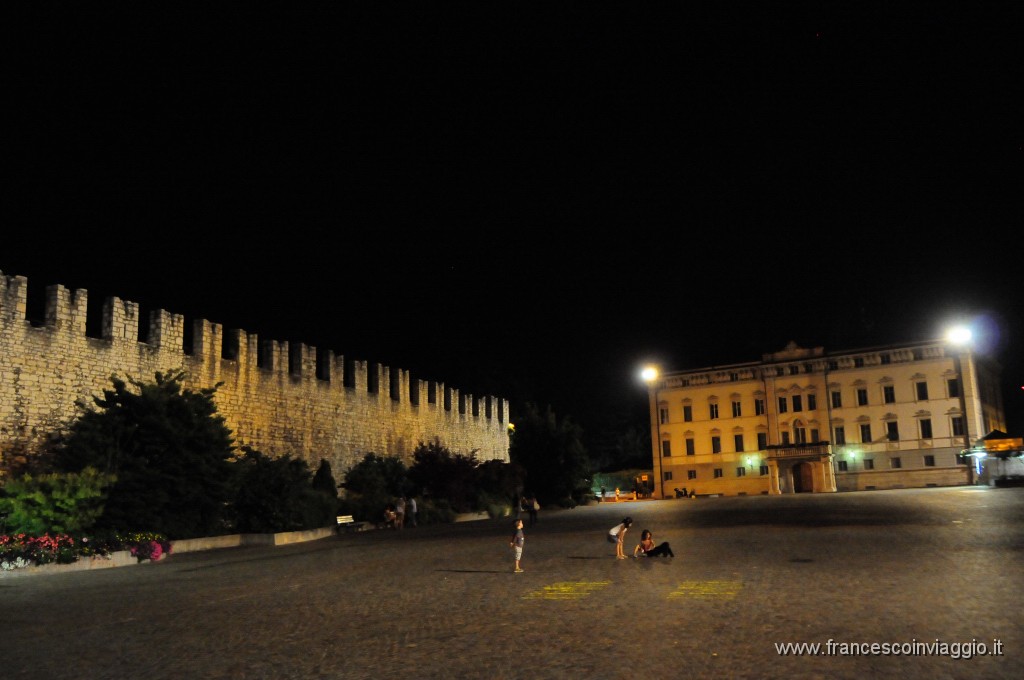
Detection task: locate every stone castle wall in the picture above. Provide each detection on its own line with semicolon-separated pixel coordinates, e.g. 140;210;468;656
0;271;509;477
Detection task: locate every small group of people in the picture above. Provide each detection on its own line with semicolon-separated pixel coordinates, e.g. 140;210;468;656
607;516;674;559
508;514;675;573
597;487;639;502
519;494;539;526
382;495;417;529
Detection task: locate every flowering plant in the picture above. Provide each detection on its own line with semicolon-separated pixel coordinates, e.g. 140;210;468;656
0;531;171;570
0;532;77;568
122;532;172;562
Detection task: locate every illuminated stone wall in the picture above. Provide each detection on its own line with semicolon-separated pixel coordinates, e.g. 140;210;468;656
0;271;509;478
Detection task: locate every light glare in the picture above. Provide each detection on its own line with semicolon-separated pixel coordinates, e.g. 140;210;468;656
946;326;972;345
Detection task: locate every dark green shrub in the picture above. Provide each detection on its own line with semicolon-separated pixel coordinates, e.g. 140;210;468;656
0;467;115;535
54;370;235;539
232;448;334;533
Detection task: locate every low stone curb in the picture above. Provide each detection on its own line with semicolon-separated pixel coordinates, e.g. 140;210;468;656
2;516;495;577
1;550;155;578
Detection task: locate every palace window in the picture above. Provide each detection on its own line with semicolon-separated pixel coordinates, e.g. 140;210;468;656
916;381;929;401
947;378;960;398
755;398;766;415
713;468;723;479
687;470;697;480
778;397;788;413
834;426;846;445
883;385;895;404
732;400;742;417
891;457;902;469
920;419;932;439
952;416;965;437
792;395;803;412
863;459;874;470
709;403;719;420
886;421;899;441
838;460;848;472
686;438;695;455
712;436;721;453
757;432;768;450
734;434;744;452
683;405;693;422
831;391;842;408
807;394;817;411
661;440;672;457
860;423;872;443
736;467;746;477
857;388;869;406
924;455;935;467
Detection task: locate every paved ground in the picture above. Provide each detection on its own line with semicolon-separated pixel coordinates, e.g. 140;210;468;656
2;487;1021;680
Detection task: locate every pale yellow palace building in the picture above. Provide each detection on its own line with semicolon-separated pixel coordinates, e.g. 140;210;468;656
644;339;1006;498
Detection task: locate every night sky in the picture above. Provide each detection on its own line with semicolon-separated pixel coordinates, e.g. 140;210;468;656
6;5;1023;444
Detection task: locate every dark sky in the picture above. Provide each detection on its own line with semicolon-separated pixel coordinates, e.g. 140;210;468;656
6;5;1023;442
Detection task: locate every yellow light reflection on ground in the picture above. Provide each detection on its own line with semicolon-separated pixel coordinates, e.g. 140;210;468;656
667;580;743;600
522;580;612;600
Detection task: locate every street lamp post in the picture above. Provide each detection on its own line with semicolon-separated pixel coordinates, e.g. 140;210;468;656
946;326;976;485
642;366;663;499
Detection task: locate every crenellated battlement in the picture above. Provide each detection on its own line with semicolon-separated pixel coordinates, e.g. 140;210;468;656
0;270;510;475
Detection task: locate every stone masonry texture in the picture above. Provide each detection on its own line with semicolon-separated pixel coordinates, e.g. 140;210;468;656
0;271;509;477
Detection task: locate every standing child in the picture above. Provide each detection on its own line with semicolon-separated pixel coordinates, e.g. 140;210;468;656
608;517;632;559
510;519;525;573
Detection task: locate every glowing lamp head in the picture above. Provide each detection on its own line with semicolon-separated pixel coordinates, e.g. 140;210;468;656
946;326;972;345
641;366;659;383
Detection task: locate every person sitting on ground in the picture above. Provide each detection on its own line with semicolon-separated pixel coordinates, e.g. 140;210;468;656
633;529;674;558
382;505;397;529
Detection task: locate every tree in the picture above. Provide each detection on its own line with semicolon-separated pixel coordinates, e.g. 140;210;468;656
54;370;235;539
408;442;479;513
232;448;334;533
312;458;339;498
341;452;409;522
476;458;525;505
509;402;592;506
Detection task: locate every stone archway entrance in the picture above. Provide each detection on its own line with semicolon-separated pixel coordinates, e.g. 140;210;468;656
792;462;814;493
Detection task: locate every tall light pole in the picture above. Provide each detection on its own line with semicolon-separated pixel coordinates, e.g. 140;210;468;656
946;326;976;484
641;365;663;499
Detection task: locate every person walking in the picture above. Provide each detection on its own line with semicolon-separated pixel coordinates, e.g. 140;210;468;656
408;495;417;527
527;494;539;526
633;529;674;558
607;517;632;559
510;519;525;573
395;496;406;530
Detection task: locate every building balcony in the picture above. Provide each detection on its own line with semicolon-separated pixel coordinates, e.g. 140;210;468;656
766;442;832;459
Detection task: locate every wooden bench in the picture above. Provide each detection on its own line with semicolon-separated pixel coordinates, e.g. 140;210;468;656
336;515;366;533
